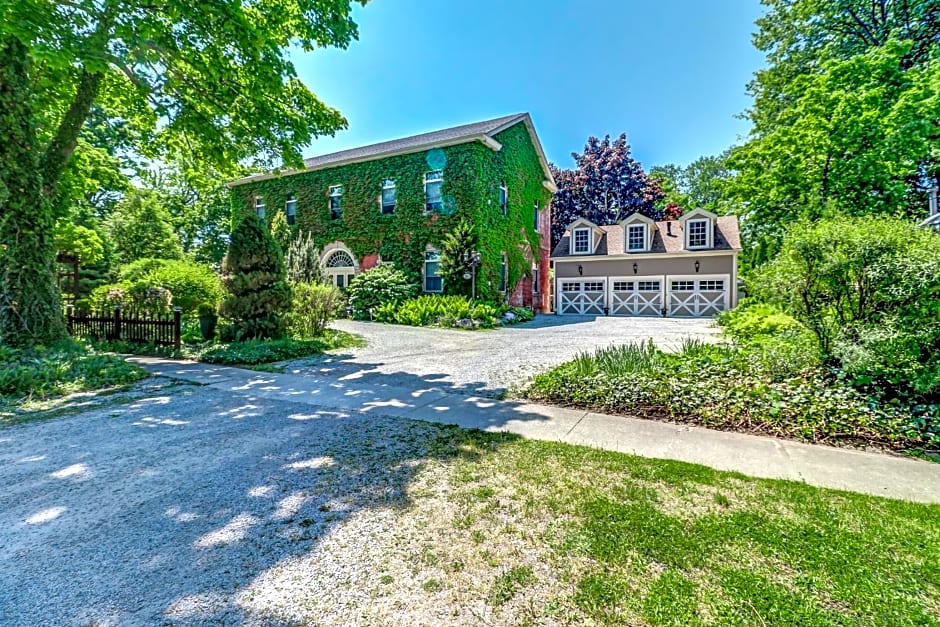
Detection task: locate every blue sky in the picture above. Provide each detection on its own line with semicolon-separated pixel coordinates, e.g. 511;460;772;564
293;0;766;170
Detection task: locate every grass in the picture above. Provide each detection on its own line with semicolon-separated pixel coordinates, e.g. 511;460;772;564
0;340;147;415
408;428;940;625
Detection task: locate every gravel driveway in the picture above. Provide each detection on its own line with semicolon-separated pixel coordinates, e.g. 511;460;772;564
0;382;478;626
291;315;718;397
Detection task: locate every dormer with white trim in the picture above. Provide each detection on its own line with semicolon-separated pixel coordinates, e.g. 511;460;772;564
567;218;603;255
620;213;657;253
680;208;717;250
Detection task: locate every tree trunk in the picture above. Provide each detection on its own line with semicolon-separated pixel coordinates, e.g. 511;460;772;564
0;36;67;346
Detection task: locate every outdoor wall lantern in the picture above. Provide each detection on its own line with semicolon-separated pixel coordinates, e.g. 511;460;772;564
694;260;701;273
578;264;583;276
632;262;638;274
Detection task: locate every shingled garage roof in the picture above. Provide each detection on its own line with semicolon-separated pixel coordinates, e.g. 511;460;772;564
228;113;557;189
552;216;742;258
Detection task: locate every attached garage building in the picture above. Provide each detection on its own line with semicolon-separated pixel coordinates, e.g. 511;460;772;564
551;209;742;317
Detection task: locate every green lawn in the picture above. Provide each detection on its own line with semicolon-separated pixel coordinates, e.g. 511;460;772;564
423;429;940;626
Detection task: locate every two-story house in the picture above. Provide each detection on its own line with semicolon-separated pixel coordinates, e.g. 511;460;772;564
228;113;556;311
551;209;742;317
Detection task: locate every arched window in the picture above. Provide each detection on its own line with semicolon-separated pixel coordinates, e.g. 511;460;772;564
325;251;355;268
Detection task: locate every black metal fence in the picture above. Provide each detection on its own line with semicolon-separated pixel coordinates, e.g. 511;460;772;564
66;306;182;350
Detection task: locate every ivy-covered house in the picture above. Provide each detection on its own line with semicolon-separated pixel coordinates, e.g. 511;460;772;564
228;113;556;310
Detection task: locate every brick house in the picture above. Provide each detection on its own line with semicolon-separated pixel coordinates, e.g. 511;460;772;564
228;113;556;311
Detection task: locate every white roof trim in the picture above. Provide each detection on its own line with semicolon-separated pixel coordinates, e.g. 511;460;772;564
619;213;656;226
227;134;503;187
680;208;718;222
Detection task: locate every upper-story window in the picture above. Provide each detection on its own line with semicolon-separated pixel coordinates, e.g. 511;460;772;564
425;170;443;213
424;249;442;292
686;219;709;248
381;179;396;214
499;182;508;215
285;196;297;225
533;200;540;230
329;185;343;220
254;197;265;219
627;224;646;252
573;228;591;254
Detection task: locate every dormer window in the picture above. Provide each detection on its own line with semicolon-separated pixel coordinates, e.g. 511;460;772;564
573;228;591;254
686;219;709;248
627;224;647;252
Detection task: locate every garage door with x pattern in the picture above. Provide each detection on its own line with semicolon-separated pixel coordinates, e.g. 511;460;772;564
667;275;729;317
558;279;606;315
609;277;663;316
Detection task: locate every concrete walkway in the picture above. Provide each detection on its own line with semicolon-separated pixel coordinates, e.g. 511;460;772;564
129;357;940;504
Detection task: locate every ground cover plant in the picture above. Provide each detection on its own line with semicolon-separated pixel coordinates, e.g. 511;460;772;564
373;294;534;329
191;331;363;366
524;302;939;454
0;340;146;413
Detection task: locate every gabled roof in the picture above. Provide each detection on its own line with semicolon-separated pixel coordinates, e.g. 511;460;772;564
228;113;557;189
552;216;742;258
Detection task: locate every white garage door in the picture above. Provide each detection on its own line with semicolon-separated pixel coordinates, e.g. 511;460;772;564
609;277;664;316
558;279;606;315
667;275;729;317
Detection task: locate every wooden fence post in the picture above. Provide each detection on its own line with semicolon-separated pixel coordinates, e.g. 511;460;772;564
173;307;182;351
66;305;74;335
112;306;122;341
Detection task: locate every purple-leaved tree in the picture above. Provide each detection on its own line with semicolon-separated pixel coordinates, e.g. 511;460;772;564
550;134;664;249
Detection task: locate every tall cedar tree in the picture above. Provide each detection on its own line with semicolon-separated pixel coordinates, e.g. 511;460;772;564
439;220;479;298
550;134;664;249
0;0;363;346
220;215;291;340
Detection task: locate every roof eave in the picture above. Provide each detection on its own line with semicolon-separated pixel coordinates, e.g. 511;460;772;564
226;134;502;188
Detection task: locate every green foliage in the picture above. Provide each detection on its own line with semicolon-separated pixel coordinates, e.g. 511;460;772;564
373;295;532;329
438;219;478;297
220;214;291;339
288;282;343;338
0;340;146;404
346;263;419;319
234;122;550;302
54;221;104;264
88;282;173;315
0;36;66;347
108;189;184;264
717;300;806;342
525;335;938;452
270;208;292;253
118;258;223;313
284;230;325;284
753;216;940;372
197;302;217;317
195;332;361;366
649;151;734;215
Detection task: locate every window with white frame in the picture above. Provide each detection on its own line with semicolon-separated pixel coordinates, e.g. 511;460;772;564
533;200;540;230
699;280;724;291
425;170;443;212
499;182;508;215
562;282;581;292
498;252;507;292
686;219;708;248
638;280;661;291
329;185;343;220
627;224;646;251
254;197;265;219
671;280;695;291
532;266;539;293
573;228;591;254
381;179;396;214
285;196;297;225
613;281;633;292
424;250;442;292
583;281;604;292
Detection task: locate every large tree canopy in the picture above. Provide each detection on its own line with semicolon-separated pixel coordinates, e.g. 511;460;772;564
0;0;365;345
729;0;940;265
550;134;664;248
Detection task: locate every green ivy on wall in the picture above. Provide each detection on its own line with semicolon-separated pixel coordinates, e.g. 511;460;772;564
231;121;551;301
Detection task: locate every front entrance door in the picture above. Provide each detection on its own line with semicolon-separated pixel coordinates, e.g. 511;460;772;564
324;249;357;288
